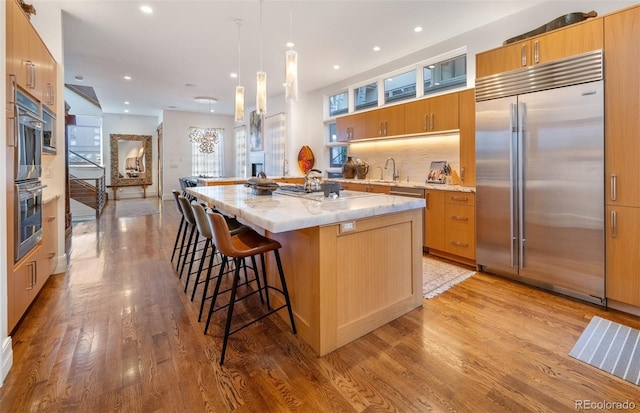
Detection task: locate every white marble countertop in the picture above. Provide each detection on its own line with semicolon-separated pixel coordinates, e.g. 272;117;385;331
330;178;475;193
196;176;475;193
186;184;425;233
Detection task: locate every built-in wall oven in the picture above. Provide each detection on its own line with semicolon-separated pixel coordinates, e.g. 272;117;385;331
15;90;44;181
15;180;46;262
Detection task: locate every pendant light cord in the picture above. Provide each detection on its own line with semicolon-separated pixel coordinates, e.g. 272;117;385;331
259;0;263;71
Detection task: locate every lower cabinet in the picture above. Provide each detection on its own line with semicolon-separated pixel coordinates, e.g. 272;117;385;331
340;181;390;194
8;197;58;332
606;205;640;307
425;190;476;264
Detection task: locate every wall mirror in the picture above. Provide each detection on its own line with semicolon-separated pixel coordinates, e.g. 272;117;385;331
110;134;152;186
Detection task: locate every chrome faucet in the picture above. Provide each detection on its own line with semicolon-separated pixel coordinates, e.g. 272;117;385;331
384;157;399;181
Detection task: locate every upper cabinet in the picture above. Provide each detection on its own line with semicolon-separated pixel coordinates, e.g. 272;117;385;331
365;105;405;138
7;0;57;111
336;113;366;142
404;93;459;135
604;5;640;208
458;89;475;187
476;17;603;78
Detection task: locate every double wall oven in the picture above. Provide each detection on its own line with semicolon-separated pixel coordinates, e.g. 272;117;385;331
14;89;46;262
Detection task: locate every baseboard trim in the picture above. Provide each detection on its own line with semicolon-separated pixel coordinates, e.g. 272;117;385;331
53;254;68;275
1;337;13;386
607;299;640;317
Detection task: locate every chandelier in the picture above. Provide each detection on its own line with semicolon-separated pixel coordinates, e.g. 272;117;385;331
188;127;219;153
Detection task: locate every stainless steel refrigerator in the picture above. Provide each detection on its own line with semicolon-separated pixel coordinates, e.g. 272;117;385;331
475;50;605;305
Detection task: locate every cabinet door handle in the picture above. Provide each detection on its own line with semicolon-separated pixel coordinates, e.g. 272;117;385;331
384;121;388;135
521;44;527;66
610;174;617;201
451;240;469;247
451;215;469;221
450;195;469;202
48;252;56;259
611;210;617;238
430;113;434;130
425;192;429;209
460;166;465;184
423;114;428;131
48;84;55;105
534;40;539;64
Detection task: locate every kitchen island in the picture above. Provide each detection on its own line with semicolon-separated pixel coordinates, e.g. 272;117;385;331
187;184;425;356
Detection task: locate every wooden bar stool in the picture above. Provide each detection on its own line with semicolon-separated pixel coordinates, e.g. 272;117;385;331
176;195;206;281
204;210;297;365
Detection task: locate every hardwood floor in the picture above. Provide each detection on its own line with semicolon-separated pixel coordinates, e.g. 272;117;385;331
1;197;639;412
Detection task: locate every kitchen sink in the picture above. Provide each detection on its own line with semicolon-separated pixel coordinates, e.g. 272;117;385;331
275;186;377;201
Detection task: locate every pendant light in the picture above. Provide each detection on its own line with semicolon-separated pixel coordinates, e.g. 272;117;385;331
234;19;244;123
285;8;298;102
256;0;267;115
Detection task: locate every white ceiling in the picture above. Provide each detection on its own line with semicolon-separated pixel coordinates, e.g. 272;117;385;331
52;0;544;117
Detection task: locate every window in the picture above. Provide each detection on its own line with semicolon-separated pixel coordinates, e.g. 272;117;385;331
234;126;247;178
191;129;223;177
264;113;286;177
67;115;103;164
424;54;467;95
354;82;378;111
329;91;348;117
328;123;347;168
384;70;416;104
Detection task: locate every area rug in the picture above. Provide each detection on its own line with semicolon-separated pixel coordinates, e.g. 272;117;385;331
423;255;475;299
569;316;640;386
115;199;159;218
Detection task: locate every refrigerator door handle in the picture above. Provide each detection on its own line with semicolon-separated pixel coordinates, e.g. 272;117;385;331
509;103;517;268
518;102;526;270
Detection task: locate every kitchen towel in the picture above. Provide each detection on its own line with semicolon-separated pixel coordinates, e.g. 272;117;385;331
569;316;640;386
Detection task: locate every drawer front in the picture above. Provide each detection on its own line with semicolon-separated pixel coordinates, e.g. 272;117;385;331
446;191;475;206
445;204;475;231
445;228;475;260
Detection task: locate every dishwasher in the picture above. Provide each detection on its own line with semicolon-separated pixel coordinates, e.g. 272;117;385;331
389;186;426;247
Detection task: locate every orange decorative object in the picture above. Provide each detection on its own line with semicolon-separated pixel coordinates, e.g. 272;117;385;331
297;145;315;174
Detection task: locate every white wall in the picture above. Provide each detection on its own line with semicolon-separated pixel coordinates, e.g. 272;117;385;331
161;110;235;199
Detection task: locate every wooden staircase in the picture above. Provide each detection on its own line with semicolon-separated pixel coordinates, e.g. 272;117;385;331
69;174;106;216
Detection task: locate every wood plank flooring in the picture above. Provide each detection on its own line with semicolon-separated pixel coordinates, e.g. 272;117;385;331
1;197;640;412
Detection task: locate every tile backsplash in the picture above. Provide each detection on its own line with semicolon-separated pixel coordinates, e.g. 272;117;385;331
347;133;460;183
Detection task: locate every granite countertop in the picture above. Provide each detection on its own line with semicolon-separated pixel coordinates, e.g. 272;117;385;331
186;184;425;233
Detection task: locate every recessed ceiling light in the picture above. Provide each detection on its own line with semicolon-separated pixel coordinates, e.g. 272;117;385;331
286;41;295;48
373;46;381;52
194;96;218;104
414;26;423;33
124;75;132;80
124;109;129;113
74;74;84;81
230;73;238;79
428;65;435;69
140;5;153;14
124;101;130;105
333;65;340;70
185;83;197;88
209;109;215;113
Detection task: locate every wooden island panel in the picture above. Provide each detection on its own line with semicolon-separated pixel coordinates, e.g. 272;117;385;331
266;209;423;356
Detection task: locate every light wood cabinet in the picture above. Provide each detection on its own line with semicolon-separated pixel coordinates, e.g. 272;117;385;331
339;181;390;194
606;206;640;307
404;92;459;134
604;5;640;307
425;190;476;263
425;190;446;251
458;89;475;187
41;198;59;275
364;105;405;138
336;113;365;142
476;17;603;78
444;192;475;260
7;0;57;110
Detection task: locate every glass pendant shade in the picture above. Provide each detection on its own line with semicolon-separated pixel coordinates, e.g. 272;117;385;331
235;85;245;122
256;71;267;115
285;49;298;102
